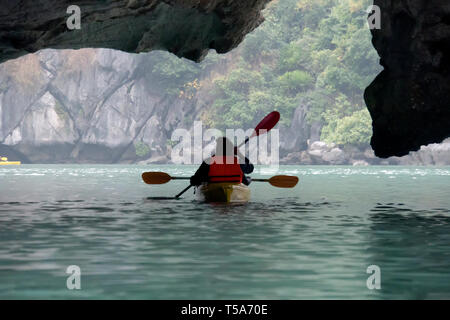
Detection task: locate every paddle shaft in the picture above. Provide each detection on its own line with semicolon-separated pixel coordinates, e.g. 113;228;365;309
237;137;251;149
168;177;296;186
169;178;284;182
171;177;191;198
175;184;193;198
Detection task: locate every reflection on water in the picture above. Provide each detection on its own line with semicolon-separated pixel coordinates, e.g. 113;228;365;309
368;204;450;299
0;165;449;299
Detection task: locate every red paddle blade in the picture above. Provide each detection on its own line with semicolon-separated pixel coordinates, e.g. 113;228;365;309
252;111;280;137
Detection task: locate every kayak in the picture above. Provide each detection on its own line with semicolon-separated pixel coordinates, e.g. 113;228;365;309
0;157;21;165
198;183;251;203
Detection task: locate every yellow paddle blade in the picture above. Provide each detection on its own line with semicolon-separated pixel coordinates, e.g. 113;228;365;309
142;172;172;184
268;175;299;188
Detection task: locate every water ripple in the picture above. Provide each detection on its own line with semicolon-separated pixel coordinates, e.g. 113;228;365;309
0;165;449;299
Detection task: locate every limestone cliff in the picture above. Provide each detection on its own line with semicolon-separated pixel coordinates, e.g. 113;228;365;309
1;0;450;163
0;48;449;165
0;49;194;163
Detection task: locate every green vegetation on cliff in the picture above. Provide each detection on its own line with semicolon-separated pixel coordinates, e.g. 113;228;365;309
148;0;380;147
134;141;151;157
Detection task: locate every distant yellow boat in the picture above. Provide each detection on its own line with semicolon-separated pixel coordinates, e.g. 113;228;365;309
0;156;21;165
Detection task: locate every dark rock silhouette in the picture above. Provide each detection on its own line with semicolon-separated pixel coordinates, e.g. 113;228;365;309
365;0;450;157
0;0;270;63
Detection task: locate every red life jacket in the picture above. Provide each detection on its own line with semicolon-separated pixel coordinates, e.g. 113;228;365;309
208;156;243;183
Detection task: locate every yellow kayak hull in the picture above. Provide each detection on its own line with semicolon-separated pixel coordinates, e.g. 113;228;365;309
0;161;21;165
198;183;250;203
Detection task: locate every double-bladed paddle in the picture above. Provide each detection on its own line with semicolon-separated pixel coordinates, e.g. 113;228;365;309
142;172;299;188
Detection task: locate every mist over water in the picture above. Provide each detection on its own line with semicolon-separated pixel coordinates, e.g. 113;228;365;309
0;165;449;299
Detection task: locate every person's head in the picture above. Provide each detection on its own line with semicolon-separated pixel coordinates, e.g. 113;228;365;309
215;137;234;157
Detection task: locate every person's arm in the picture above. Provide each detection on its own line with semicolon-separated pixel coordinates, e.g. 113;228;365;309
240;156;254;174
190;161;210;186
235;147;254;174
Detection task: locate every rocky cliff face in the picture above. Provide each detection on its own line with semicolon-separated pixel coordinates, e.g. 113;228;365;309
1;0;450;164
280;138;450;166
365;0;450;157
0;0;270;63
0;49;196;163
1;48;449;165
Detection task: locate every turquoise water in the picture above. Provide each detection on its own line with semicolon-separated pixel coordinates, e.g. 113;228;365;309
0;165;449;299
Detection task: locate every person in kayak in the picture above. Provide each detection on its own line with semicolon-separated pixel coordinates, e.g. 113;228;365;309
190;137;254;186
